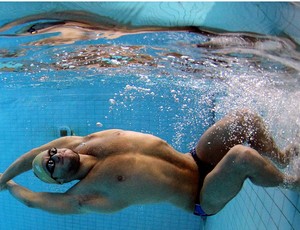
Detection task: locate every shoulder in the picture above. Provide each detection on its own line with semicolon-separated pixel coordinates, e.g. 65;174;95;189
60;136;85;148
82;129;124;139
65;130;124;147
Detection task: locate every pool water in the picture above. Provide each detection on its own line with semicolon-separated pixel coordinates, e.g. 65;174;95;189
0;2;300;230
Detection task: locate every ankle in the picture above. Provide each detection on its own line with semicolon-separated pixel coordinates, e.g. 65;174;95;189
284;144;299;162
282;175;299;191
272;150;289;168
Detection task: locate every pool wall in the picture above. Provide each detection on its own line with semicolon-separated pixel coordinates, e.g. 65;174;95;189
205;181;300;229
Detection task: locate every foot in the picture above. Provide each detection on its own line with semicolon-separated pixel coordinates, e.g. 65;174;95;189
283;145;300;193
282;172;300;194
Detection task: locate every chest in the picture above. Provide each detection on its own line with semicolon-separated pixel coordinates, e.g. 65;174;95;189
78;155;173;198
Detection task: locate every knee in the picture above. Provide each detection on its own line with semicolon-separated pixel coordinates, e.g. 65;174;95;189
235;109;262;125
227;145;257;168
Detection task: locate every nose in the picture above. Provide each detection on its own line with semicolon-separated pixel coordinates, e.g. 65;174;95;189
51;152;62;163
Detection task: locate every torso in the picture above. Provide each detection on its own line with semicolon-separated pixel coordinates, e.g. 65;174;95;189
67;130;199;213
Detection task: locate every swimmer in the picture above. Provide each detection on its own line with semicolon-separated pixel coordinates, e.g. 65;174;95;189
0;109;299;216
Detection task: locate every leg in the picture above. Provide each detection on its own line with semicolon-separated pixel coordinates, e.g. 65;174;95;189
199;145;299;215
196;109;287;167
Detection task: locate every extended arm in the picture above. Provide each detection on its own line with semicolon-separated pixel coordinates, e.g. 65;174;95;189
3;176;117;214
5;180;83;214
0;136;83;187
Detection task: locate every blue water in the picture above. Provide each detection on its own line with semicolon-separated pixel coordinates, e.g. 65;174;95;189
0;2;300;230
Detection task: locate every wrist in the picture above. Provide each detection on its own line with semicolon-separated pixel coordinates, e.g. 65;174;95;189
7;180;17;187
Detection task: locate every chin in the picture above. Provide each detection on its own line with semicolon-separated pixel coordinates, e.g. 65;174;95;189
67;153;80;174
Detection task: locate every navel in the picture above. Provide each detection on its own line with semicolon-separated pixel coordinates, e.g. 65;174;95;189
117;175;126;182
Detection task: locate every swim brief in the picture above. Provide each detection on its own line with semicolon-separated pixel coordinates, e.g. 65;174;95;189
190;148;215;217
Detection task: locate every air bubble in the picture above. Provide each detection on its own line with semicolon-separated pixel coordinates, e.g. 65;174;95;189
96;122;103;127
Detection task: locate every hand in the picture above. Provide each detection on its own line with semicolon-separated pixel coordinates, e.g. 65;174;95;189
0;173;16;191
0;173;7;191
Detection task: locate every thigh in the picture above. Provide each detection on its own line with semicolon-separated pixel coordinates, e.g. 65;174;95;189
198;145;249;215
196;110;255;165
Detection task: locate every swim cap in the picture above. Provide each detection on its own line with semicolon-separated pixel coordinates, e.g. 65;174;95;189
32;151;59;184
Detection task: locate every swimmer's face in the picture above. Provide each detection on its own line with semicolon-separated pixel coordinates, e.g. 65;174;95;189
43;148;80;183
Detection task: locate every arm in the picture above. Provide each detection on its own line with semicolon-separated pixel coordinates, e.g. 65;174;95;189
1;172;121;214
5;180;83;214
0;136;83;186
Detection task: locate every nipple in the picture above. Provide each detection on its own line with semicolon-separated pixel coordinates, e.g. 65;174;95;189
117;175;126;182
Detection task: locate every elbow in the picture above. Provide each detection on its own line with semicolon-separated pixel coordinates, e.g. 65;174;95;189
22;198;36;209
